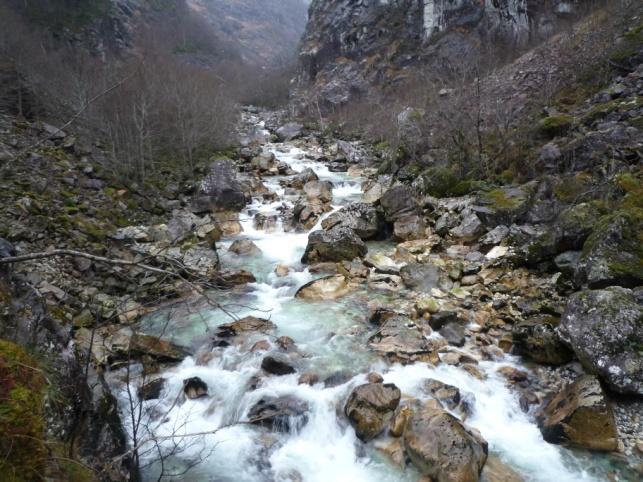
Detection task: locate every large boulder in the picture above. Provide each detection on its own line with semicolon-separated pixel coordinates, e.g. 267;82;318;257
558;287;642;395
303;180;333;203
321;202;382;240
400;263;448;292
404;403;488;482
193;160;247;213
512;317;574;365
474;185;534;227
368;315;436;364
302;227;367;264
275;122;304;141
393;214;426;241
295;275;353;300
536;375;618;452
344;382;401;441
575;210;643;288
248;396;309;431
293;197;332;230
380;185;418;221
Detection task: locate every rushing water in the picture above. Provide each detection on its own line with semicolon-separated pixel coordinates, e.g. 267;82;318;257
118;129;631;482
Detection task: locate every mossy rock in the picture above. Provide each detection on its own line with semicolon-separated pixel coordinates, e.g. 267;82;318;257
0;340;46;481
475;183;535;226
577;207;643;288
539;115;574;138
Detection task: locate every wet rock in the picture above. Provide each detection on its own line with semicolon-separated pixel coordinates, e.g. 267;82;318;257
482;455;525;482
229;239;261;256
287;167;319;189
298;372;319;385
276;336;296;352
497;366;528;384
536;375;618;451
558;287;642;395
404;403;488;482
475;185;533;227
295;275;353;300
428;311;459;330
251;152;279;173
104;330;190;363
183;377;208;399
575;210;643;288
512;317;573;365
215;316;276;338
321;202;382;240
212;211;244;237
364;252;401;275
276;122;304;141
362;181;386;204
301;227;367;264
415;296;441;316
389;403;413;437
380;185;418;221
368;315;436;364
367;372;384;384
293;198;331;230
138;378;165;401
323;371;353;387
193;160;247;213
248;396;309;432
344;382;401;441
214;269;257;288
254;213;279;232
439;322;465;347
303;180;333;203
274;264;290;277
251;340;271;352
423;379;475;418
368;273;404;292
261;356;296;376
368;307;399;326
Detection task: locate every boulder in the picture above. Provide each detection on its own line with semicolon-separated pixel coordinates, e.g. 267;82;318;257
229;239;261;256
362;182;386;204
193;160;247;213
512;317;573;365
404;403;488;482
251;152;279;173
380;185;418;221
368;273;404;292
213;316;276;347
344;382;401;441
321;202;382;240
303;180;333;203
450;213;484;241
536;375;618;451
295;275;353;300
248;396;309;431
474;185;534;227
439;322;466;347
261;356;296;375
138;378;165;401
364;252;402;275
558;287;642;395
368;315;436;364
183;377;208;399
423;379;474;417
393;214;427;241
400;263;443;292
302;227;367;264
254;213;278;232
293;198;332;230
275;122;304;141
575;210;643;288
286;167;319;189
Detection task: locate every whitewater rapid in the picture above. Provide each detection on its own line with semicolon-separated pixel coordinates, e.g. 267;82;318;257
117;137;622;482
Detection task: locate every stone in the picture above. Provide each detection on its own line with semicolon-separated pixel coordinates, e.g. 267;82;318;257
367;372;384;384
288;167;319;189
138;378;165;401
404;403;488;482
303;180;333;203
368;315;436;364
274;264;290;277
497;367;528;383
428;311;458;330
575;210;643;288
362;182;386;204
415;296;441;316
439;322;466;347
389;403;413;437
213;316;276;346
261;356;296;375
368;273;404;292
450;213;484;241
481;455;525;482
229;239;261;256
393;214;427;241
380;185;418;221
248;396;309;432
301;227;367;263
193;160;247;213
321;202;382;240
276;336;296;352
364;252;401;275
295;275;353;300
298;373;320;385
183;377;208;399
512;318;573;365
558;287;642;395
344;383;401;441
400;263;442;292
251;340;271;352
536;375;618;452
276;122;304;141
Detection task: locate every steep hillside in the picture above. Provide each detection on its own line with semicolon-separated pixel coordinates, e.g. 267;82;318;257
295;0;601;108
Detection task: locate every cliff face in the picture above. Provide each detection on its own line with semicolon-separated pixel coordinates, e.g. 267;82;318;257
296;0;598;107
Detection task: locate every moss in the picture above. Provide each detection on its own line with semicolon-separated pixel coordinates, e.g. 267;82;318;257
0;340;46;481
539;115;574;137
72;216;112;241
553;173;594;203
482;188;523;210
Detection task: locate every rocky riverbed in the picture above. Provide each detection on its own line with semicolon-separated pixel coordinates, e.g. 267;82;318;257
101;108;642;482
